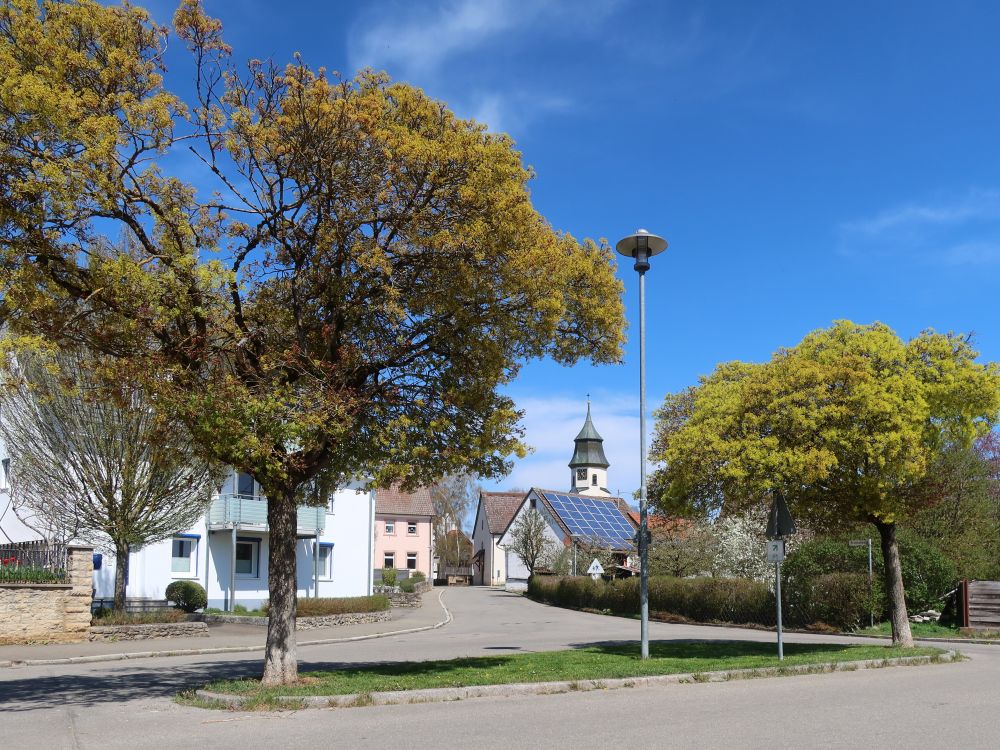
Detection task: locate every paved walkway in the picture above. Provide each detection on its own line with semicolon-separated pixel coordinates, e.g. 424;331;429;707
0;591;447;665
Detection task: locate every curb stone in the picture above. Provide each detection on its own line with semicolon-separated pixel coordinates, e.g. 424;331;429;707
0;590;451;669
194;650;959;710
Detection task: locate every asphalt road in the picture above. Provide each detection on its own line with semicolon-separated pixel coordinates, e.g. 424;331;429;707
1;587;998;749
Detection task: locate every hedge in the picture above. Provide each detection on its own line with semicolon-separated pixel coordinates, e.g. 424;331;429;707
528;576;776;627
262;595;390;617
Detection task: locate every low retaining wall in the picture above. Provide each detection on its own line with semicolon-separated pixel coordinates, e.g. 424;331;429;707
88;621;209;641
194;610;392;629
0;546;93;645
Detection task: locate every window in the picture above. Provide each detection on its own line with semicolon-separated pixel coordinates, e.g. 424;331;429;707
235;538;260;578
0;457;9;490
383;552;395;569
592;473;598;486
328;496;336;514
406;552;418;570
236;472;255;498
384;521;395;535
317;543;334;579
171;536;198;575
407;522;417;535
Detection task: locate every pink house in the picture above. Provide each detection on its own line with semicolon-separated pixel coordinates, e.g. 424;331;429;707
374;486;434;579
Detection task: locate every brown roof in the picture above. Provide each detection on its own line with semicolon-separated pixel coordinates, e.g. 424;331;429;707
479;491;525;536
375;486;435;517
627;511;687;533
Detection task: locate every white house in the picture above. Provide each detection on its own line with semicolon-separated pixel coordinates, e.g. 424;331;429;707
470;490;524;586
93;471;377;609
0;453;378;609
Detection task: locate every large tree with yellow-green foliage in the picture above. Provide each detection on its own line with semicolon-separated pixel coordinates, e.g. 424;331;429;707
0;0;625;684
649;321;1000;646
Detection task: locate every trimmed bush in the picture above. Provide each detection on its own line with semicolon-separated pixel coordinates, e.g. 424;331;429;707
262;595;390;617
783;533;958;617
165;580;208;613
784;572;874;631
529;575;775;627
381;567;397;586
409;571;426;583
399;579;416;593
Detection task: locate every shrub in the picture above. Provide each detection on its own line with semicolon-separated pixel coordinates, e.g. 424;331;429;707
261;595;390;617
783;533;958;617
529;575;775;627
784;572;875;631
409;571;426;583
165;580;208;613
381;567;397;586
399;579;416;593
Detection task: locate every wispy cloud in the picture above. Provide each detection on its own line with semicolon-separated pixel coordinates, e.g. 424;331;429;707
838;189;1000;266
346;0;623;134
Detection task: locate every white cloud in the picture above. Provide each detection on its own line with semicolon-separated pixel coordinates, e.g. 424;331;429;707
482;390;651;507
837;189;1000;266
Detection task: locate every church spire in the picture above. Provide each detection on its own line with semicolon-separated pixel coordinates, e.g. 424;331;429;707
569;401;610;470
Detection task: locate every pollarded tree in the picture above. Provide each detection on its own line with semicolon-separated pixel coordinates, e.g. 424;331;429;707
0;1;625;684
649;321;1000;646
0;347;224;610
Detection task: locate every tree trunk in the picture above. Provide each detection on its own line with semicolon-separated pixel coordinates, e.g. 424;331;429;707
113;541;129;611
874;519;914;647
262;486;299;686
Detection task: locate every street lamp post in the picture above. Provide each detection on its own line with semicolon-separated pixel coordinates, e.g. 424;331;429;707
615;228;668;660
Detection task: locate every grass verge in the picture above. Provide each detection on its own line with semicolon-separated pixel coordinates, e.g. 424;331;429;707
855;622;1000;639
199;641;943;705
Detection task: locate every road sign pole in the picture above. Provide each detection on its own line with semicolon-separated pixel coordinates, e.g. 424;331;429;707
868;538;874;628
775;559;784;661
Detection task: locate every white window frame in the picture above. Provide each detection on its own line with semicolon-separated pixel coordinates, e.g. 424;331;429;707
406;552;418;570
384;521;395;535
383;552;395;569
318;543;334;580
407;521;418;535
235;538;260;579
171;536;198;577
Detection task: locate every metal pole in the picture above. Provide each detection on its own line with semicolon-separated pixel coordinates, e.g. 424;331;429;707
229;525;236;612
775;560;783;660
868;538;874;628
639;268;650;660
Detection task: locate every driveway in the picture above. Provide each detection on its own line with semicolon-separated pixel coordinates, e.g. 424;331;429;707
1;587;997;749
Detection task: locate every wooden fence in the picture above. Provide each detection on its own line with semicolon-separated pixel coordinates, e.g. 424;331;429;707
0;540;68;583
958;579;1000;631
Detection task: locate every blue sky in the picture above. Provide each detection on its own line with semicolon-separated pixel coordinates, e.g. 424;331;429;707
148;0;1000;504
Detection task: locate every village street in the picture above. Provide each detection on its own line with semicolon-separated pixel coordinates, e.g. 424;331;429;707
1;587;998;749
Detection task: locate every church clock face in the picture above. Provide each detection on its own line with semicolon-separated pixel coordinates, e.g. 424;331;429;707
576;468;587;481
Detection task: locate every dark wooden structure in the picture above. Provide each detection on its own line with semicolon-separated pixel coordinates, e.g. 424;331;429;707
958;580;1000;631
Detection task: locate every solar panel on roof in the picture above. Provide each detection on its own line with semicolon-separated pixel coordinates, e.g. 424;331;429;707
541;492;635;548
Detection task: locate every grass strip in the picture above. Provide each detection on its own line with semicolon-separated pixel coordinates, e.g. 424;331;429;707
855;621;1000;639
204;641;942;700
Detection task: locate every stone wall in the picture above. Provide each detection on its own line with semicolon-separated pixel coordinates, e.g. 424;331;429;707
88;621;209;641
0;546;93;644
194;610;391;629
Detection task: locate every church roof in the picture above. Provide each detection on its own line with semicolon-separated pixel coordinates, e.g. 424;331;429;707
569;403;610;469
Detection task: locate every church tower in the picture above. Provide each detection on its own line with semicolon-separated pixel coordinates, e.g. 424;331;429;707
569;401;611;496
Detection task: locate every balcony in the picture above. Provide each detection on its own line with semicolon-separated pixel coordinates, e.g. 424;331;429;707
207;493;326;534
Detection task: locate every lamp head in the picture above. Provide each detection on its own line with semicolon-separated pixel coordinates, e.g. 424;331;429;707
615;229;668;272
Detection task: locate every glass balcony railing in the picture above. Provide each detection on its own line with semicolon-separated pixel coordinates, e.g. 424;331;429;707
207;493;326;533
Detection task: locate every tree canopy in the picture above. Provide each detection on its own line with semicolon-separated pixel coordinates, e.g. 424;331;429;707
649;320;1000;645
0;0;625;683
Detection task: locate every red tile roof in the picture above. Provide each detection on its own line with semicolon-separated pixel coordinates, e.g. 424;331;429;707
375;486;435;517
479;491;526;536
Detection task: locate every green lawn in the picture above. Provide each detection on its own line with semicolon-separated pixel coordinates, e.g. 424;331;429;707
204;641;943;700
856;621;1000;639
